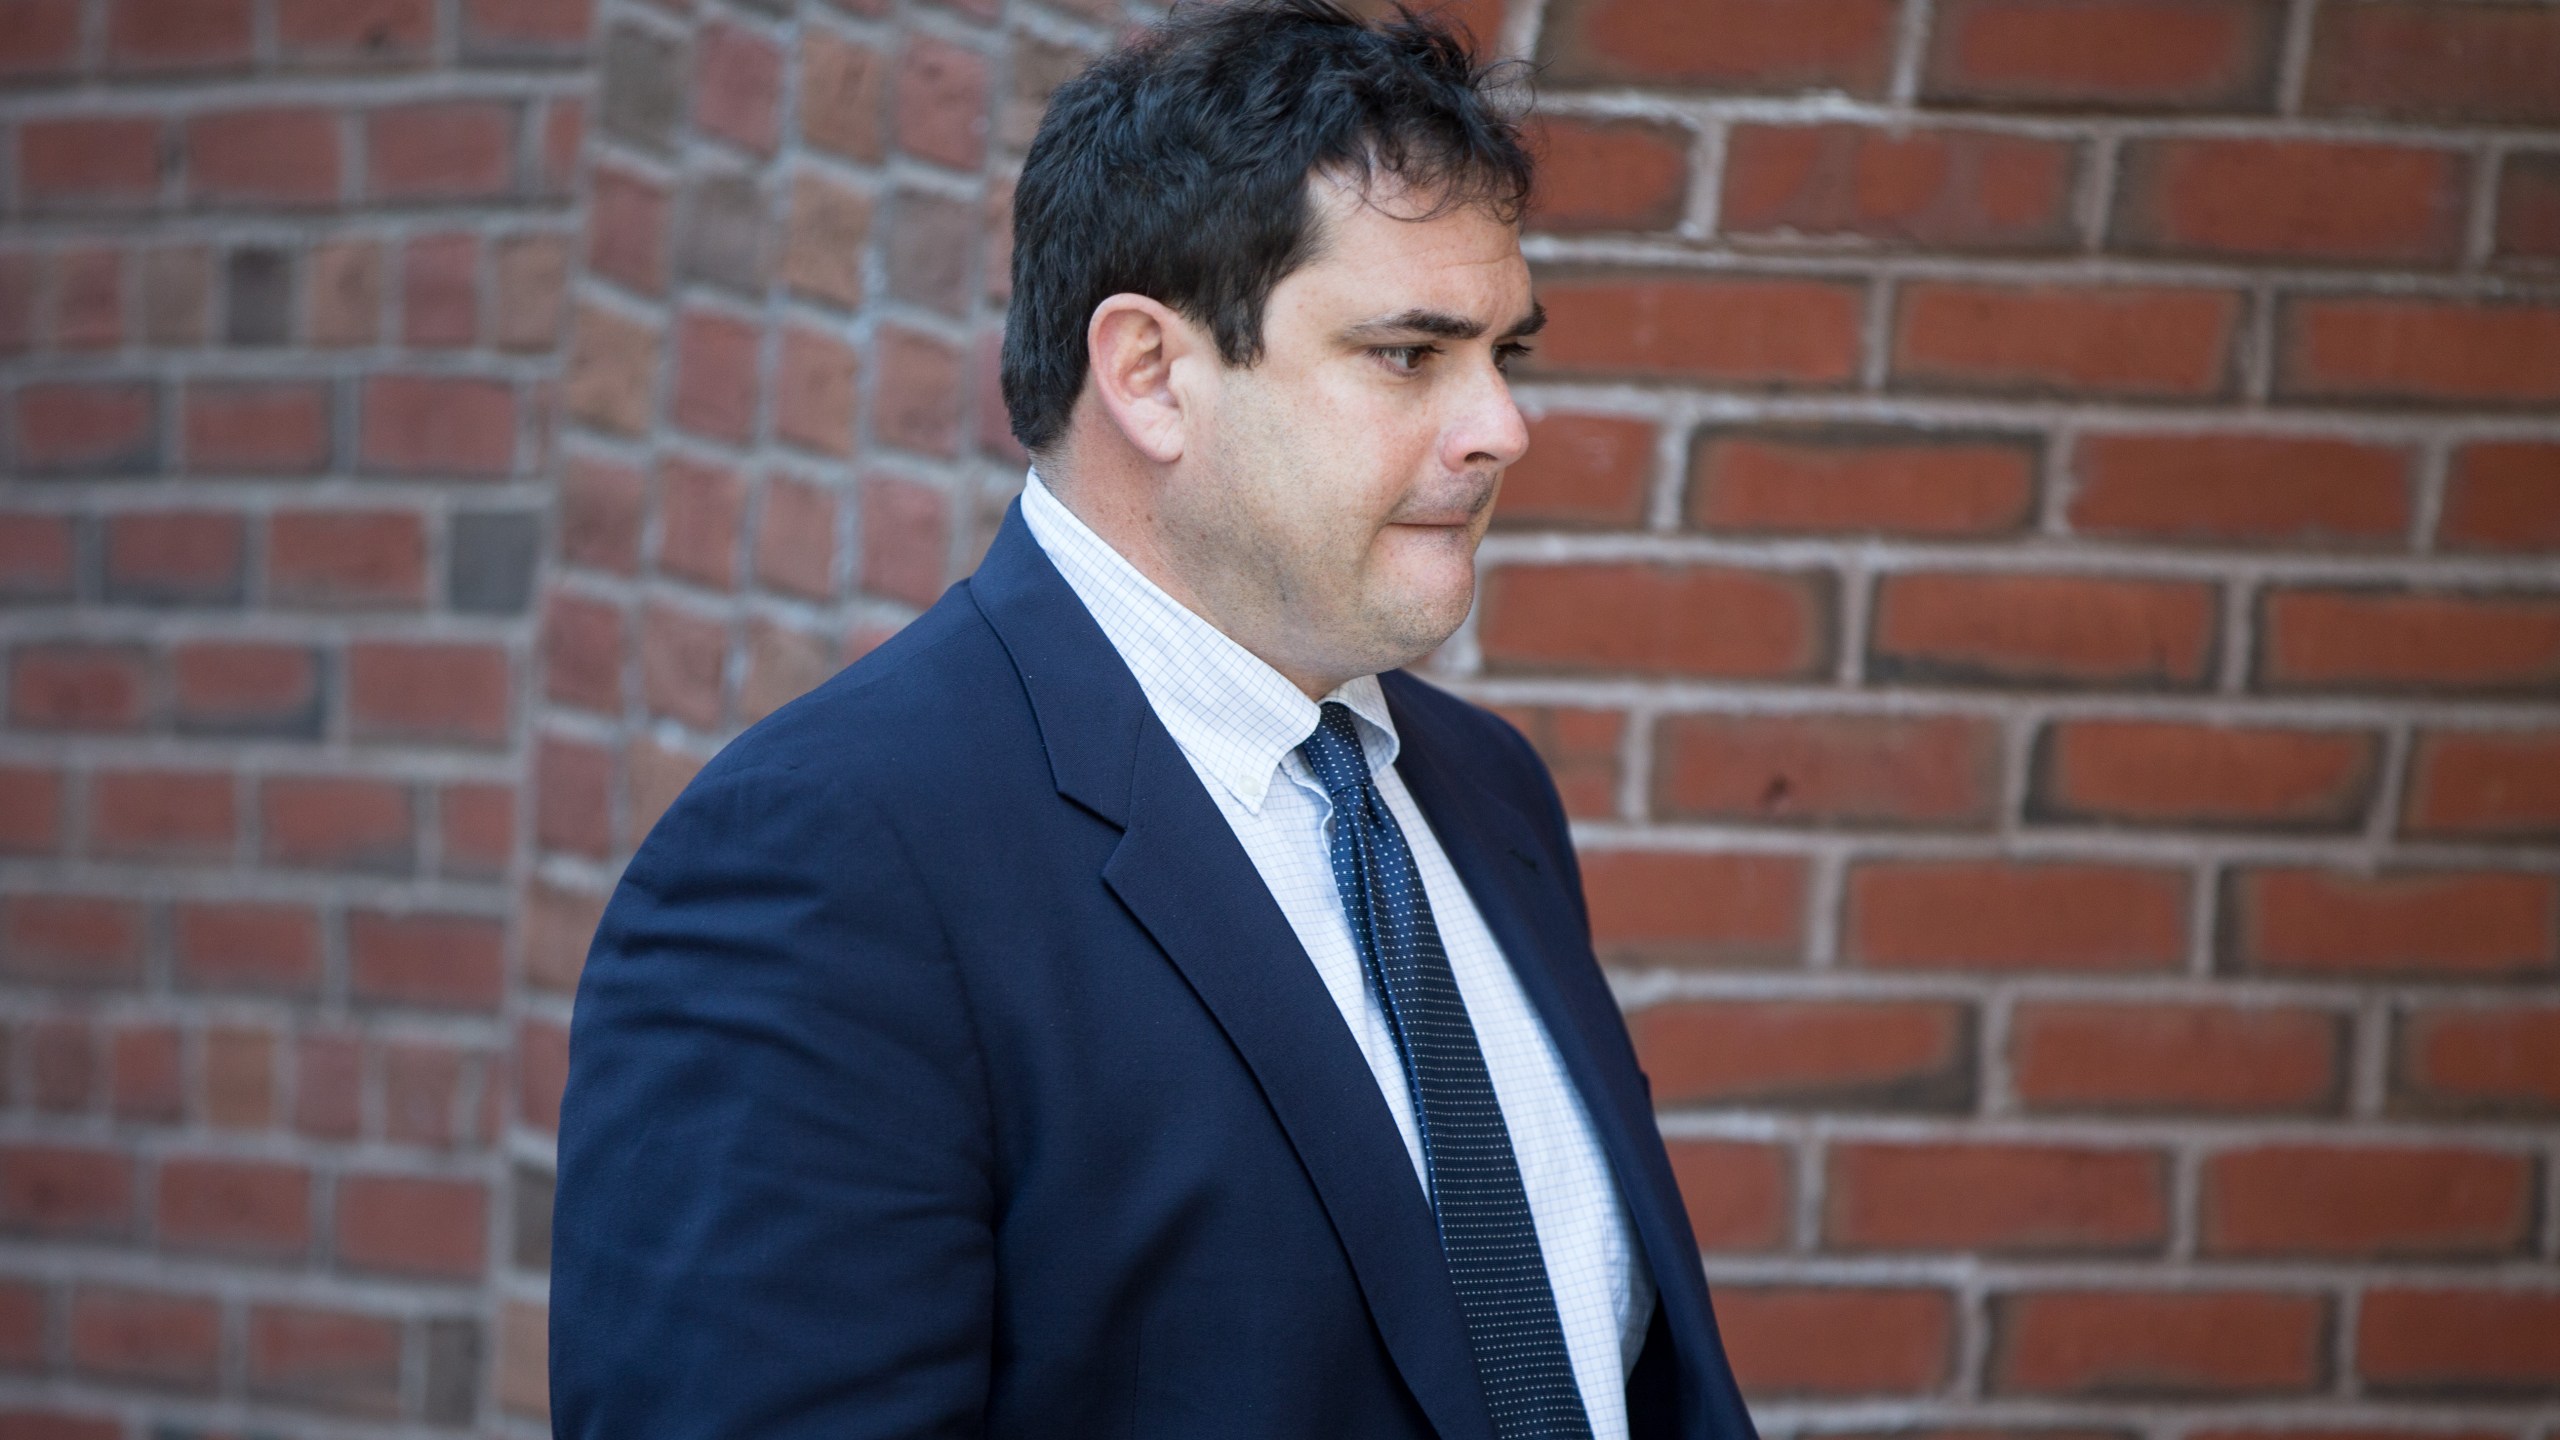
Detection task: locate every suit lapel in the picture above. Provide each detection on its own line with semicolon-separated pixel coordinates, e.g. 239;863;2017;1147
969;507;1496;1440
1383;675;1745;1435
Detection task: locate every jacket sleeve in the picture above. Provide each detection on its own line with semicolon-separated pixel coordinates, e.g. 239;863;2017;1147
548;759;996;1438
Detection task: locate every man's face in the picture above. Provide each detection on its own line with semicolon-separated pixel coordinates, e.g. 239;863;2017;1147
1158;178;1537;691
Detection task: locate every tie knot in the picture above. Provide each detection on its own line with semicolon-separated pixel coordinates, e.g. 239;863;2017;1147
1297;700;1370;806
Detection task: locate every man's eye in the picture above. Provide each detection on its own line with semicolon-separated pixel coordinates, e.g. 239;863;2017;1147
1494;342;1534;372
1375;344;1437;374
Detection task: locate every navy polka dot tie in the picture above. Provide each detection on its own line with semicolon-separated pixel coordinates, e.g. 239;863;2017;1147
1298;702;1594;1439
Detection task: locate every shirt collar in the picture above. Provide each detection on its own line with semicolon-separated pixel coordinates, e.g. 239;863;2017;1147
1018;468;1399;813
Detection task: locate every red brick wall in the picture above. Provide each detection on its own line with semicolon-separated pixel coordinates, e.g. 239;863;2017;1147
8;0;2560;1433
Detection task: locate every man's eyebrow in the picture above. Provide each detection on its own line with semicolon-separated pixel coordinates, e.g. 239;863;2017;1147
1337;301;1548;344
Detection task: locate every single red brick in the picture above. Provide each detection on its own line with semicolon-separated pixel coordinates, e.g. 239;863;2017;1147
1528;117;1689;233
0;513;75;600
670;309;762;444
305;236;383;346
1663;1140;1790;1251
102;509;242;604
171;641;320;735
1479;563;1831;679
87;769;235;862
542;589;626;716
366;100;515;202
1849;859;2189;972
2032;720;2379;829
106;0;251;70
182;380;332;475
1655;712;2001;828
1539;0;1897;94
348;909;507;1011
360;373;516;477
1828;1142;2167;1253
260;775;414;872
2014;1001;2343;1114
1992;1290;2326;1395
0;764;64;855
0;895;145;985
267;508;427;607
0;1145;134;1236
518;1019;569;1132
171;901;321;992
2357;1289;2560;1391
539;95;583;190
2204;1146;2532;1259
2403;728;2560;840
1494;413;1653;530
292;1030;364;1140
755;471;840;601
275;0;435;66
1530;275;1864;385
526;879;606;994
1576;850;1805;968
245;1303;403;1416
561;456;647;574
334;1172;487;1278
641;602;729;731
110;1023;183;1122
29;1019;94;1112
586;165;670;297
894;34;989;171
18;116;164;207
535;734;614;858
2305;1;2560;126
400;231;479;348
348;640;512;747
0;0;83;77
657;454;746;590
1870;572;2217;688
2396;1005;2560;1117
875;326;963;458
154;1157;311;1259
1894;282;2239;398
2258;588;2560;694
186;107;342;208
381;1041;470;1147
1718;1287;1952;1395
201;1024;277;1129
12;380;158;476
493;230;568;352
861;473;952;608
2439;442;2560;553
2227;868;2555;980
2068;432;2408;548
1629;1000;1974;1109
1691;427;2038;537
695;20;783;156
801;27;890;163
440;782;514;876
627;735;706;843
7;645;149;732
68;1285;220;1390
51;247;124;350
1923;0;2282;109
2279;298;2560;407
781;169;871;310
1723;123;2077;251
1488;705;1623;819
2496;154;2560;265
2113;137;2467;264
777;325;859;457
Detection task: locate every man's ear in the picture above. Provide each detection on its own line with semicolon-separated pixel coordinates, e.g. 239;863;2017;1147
1086;293;1202;466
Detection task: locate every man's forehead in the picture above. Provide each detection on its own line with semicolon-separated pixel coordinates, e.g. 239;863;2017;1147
1290;175;1532;328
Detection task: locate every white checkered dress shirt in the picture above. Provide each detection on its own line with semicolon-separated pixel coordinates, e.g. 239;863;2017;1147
1021;470;1654;1437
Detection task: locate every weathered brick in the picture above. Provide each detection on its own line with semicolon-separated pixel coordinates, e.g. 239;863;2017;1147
400;231;479;347
2203;1146;2533;1259
187;107;343;208
2395;1005;2560;1117
368;100;514;202
1718;1287;1952;1395
671;308;762;444
2277;298;2560;407
1692;427;2038;537
19;116;163;210
268;508;427;607
2402;728;2560;840
755;471;839;600
12;380;158;476
223;244;293;346
2113;138;2468;264
2357;1290;2560;1392
1826;1142;2167;1253
1629;1000;1974;1110
801;27;889;163
1723;124;2077;251
182;380;333;475
172;641;322;737
246;1303;404;1416
1923;0;2282;109
87;767;235;862
1539;0;1897;94
885;187;981;315
875;326;964;458
1489;705;1623;819
0;1144;135;1236
2304;1;2560;126
1655;712;2002;828
641;601;729;730
1494;413;1653;529
1870;572;2218;688
276;0;436;67
1530;118;1690;234
2013;1001;2343;1114
782;170;871;310
68;1285;220;1391
2031;720;2379;829
106;0;252;71
349;910;507;1011
8;644;150;732
600;23;685;155
657;454;746;589
361;373;516;477
564;301;658;436
1992;1290;2326;1395
1479;564;1831;678
1529;275;1863;385
349;640;513;747
778;325;860;457
1893;283;2240;398
102;509;244;606
1576;850;1805;967
695;20;783;156
155;1157;312;1260
2440;442;2560;552
2225;868;2555;980
172;901;322;992
2068;433;2409;547
1665;1140;1789;1252
260;774;414;872
2258;588;2560;695
1849;859;2189;972
896;35;989;171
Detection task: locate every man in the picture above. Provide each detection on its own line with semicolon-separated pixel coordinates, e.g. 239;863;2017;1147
549;3;1757;1437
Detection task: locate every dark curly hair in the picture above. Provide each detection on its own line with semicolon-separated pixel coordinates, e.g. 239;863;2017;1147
1000;0;1535;455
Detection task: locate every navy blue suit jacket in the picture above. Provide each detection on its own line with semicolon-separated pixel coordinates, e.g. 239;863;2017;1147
549;504;1759;1439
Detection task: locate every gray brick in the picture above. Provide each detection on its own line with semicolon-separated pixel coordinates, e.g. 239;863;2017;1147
512;1160;554;1271
601;24;687;156
224;246;293;347
679;170;769;296
422;1316;484;1426
885;188;977;317
449;509;542;616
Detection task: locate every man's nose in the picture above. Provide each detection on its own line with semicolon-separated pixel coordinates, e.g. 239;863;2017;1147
1447;361;1530;472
